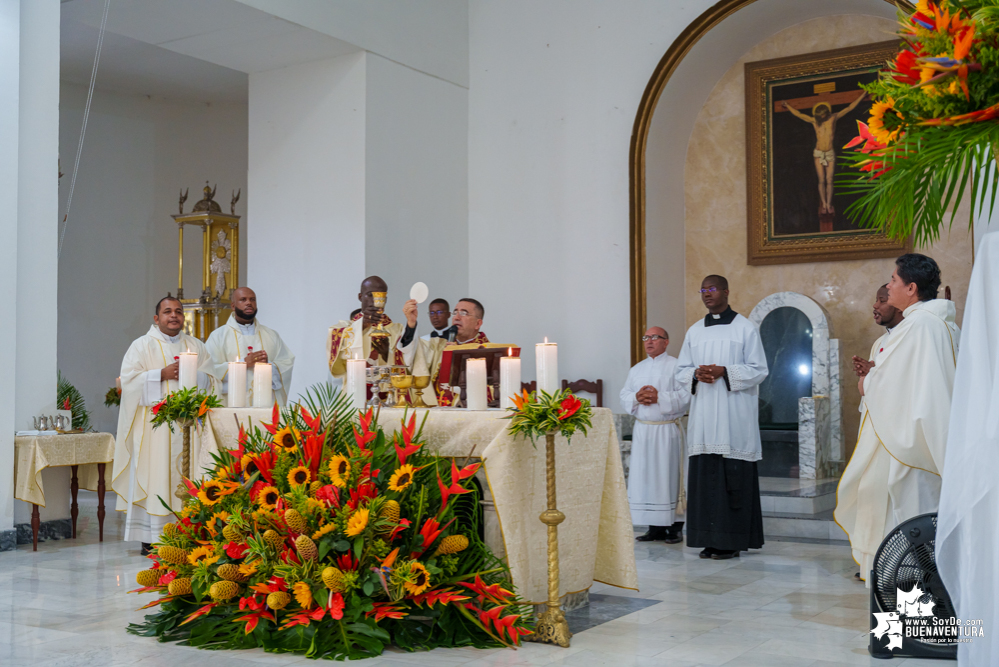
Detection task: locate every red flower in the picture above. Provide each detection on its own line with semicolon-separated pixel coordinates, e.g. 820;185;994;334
62;397;72;411
336;553;359;572
558;395;582;420
314;484;340;508
890;49;921;85
327;591;345;620
410;587;470;608
366;601;407;621
261;402;281;436
388;518;411;542
158;569;177;587
225;542;249;559
151;399;167;416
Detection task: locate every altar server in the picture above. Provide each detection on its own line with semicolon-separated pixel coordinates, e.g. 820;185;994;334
937;232;998;667
206;287;295;406
328;275;418;378
676;275;768;560
836;254;959;583
111;296;217;552
622;327;691;543
421;298;452;341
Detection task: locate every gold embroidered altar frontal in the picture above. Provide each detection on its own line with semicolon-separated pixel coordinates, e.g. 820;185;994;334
14;433;115;506
202;407;639;604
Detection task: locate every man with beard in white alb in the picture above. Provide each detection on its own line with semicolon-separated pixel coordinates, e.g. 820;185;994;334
622;327;691;543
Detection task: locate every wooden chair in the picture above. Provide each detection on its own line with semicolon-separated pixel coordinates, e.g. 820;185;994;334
521;381;537;393
562;378;603;407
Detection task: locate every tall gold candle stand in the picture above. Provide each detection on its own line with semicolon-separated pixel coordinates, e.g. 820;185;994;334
533;431;572;647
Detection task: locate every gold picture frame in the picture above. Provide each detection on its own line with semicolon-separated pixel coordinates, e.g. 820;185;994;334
745;41;910;265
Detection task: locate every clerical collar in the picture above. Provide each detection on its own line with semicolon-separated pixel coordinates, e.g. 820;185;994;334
235;320;256;334
704;306;737;327
161;330;182;344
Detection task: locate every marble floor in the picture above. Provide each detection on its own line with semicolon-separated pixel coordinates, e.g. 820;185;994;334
0;493;943;667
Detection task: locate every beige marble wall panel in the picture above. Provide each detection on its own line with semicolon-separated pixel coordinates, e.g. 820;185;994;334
680;16;973;461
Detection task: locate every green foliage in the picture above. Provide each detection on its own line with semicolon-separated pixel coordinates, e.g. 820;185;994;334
104;386;121;408
57;371;91;431
505;387;593;445
149;386;222;432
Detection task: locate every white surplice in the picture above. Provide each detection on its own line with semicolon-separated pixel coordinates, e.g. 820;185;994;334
858;327;895;414
675;313;769;461
111;325;217;543
937;231;999;667
836;298;959;583
621;353;691;526
205;315;295;405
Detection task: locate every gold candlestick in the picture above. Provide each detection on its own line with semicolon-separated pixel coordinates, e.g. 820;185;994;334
533;431;572;647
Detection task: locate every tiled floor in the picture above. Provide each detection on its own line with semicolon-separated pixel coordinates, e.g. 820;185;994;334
0;493;943;666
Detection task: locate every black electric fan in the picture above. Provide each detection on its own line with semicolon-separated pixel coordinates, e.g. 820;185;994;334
869;513;958;660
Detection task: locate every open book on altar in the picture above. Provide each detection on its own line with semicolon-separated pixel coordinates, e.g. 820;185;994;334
440;343;521;387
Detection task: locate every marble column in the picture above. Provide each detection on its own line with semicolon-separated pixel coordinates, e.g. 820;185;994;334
798;396;831;480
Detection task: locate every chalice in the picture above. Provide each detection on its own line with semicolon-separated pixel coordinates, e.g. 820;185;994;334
370;291;389;344
412;375;431;407
390;374;414;408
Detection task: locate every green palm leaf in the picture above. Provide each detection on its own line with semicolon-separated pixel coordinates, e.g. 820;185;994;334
57;371;92;431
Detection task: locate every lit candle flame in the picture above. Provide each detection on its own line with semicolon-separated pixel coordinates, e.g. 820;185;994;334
508;347;513;357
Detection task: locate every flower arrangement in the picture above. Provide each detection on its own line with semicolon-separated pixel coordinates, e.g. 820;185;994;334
128;384;532;659
149;387;222;431
104;386;122;408
505;388;593;444
840;0;999;244
57;371;91;431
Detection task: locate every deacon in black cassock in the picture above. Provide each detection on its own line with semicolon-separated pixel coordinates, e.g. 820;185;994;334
675;275;768;560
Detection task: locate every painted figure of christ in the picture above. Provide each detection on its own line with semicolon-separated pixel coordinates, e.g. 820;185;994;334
781;91;866;216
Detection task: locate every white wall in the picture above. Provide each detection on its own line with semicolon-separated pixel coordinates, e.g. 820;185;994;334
248;52;367;397
365;53;468;325
468;0;713;410
57;84;248;436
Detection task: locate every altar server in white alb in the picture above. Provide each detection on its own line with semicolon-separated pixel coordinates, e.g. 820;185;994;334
111;296;217;553
206;287;295;406
676;275;768;560
622;327;691;544
836;254;959;583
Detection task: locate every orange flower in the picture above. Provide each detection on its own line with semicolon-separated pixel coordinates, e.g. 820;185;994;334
198;398;209;417
511;389;531;411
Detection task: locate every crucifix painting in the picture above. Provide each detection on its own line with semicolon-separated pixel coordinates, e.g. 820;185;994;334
745;41;909;265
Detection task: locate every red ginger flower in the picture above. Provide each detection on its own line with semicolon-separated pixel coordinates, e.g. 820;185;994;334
558;395;582;420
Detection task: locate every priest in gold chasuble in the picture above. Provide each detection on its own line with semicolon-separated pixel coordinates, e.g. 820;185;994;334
415;298;490;406
328;276;418;378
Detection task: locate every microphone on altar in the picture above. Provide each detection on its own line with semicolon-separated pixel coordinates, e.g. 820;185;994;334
444;325;458;342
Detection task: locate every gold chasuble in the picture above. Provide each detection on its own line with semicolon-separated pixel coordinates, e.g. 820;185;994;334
112;326;218;543
418;332;490;406
835;299;960;582
328;312;406;378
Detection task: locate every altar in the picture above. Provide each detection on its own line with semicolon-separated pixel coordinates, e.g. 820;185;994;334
201;406;638;605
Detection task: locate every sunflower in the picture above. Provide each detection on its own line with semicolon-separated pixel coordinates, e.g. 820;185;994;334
388;464;416;492
238;559;260;577
328;455;350;488
346;508;370;537
198;480;225;506
257;485;281;511
188;545;220;567
312;522;338;540
240;453;260;479
403;561;431;596
868;98;905;145
287;466;310;487
206;510;231;537
293;580;313;609
273;425;301;453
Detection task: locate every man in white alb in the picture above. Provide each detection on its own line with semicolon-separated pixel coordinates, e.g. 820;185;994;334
111;296;217;553
206;287;295;406
836;254;959;583
851;284;904;388
622;327;691;544
676;275;768;560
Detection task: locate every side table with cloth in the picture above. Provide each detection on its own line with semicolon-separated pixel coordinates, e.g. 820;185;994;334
201;407;639;605
13;432;115;551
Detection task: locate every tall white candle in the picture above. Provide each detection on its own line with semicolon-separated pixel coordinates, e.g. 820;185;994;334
466;358;488;410
536;339;559;395
252;363;273;408
228;358;247;407
499;350;521;409
178;351;199;390
346;359;367;410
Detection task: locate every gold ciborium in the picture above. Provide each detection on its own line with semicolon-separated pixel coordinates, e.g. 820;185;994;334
390;374;413;408
370;291;389;343
412;375;431;407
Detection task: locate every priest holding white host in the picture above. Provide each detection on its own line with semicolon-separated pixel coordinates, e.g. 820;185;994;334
328;275;419;379
836;253;960;583
676;275;768;560
111;296;217;553
205;287;295;406
622;327;691;544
